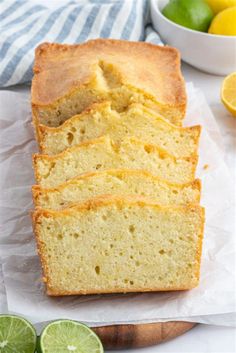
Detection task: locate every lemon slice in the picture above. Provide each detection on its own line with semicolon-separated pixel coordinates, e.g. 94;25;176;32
221;72;236;117
208;6;236;35
40;320;104;353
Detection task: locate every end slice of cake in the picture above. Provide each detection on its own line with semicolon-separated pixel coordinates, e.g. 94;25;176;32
31;39;186;133
32;169;201;210
32;195;205;296
38;102;201;157
33;136;198;188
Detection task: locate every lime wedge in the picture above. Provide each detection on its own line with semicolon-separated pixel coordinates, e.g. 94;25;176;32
40;320;104;353
0;315;37;353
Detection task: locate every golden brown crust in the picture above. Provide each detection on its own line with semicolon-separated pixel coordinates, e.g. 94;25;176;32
31;210;51;293
32;195;204;296
46;286;195;296
32;39;186;112
32;169;201;193
32;194;204;219
194;207;205;282
37;101;201;155
33;135;196;163
38;100;199;136
32;169;201;207
32;136;199;185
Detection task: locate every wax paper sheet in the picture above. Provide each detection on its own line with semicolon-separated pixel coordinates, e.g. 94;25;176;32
0;84;235;326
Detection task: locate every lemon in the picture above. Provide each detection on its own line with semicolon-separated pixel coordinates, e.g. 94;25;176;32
206;0;236;14
221;72;236;117
162;0;214;32
208;6;236;35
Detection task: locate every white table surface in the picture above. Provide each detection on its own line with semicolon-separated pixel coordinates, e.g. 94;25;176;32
106;62;236;353
1;61;235;353
1;1;235;344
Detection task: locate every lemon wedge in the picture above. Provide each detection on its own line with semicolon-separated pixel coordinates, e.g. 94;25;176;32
206;0;236;14
208;6;236;35
221;72;236;117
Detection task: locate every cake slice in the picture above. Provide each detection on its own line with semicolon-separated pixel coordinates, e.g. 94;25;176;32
33;136;198;188
32;195;205;296
31;39;186;134
38;102;201;157
32;169;201;210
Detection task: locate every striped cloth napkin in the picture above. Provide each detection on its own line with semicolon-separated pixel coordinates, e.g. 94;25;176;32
0;0;163;88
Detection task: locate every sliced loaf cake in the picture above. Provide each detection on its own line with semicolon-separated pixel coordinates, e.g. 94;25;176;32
38;102;201;157
32;39;186;135
33;136;198;188
32;195;205;296
32;169;201;210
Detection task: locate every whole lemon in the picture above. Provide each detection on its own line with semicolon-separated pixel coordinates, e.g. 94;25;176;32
162;0;214;32
206;0;236;14
208;6;236;35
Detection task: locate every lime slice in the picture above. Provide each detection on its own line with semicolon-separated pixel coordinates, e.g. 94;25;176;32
40;320;104;353
0;315;37;353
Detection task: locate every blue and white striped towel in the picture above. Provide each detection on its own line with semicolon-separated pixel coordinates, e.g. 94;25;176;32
0;0;162;87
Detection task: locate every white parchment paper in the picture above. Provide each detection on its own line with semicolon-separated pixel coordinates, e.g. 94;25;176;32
0;84;235;326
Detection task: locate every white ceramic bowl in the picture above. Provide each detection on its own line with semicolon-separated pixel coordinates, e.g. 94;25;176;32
151;0;236;75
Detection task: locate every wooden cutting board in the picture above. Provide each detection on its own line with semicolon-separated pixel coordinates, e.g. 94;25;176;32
93;321;196;350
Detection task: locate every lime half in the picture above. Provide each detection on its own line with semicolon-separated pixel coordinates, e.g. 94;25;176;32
40;320;104;353
0;315;37;353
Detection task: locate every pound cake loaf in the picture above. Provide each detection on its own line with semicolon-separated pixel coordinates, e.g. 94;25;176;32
32;39;186;134
32;169;201;210
32;195;205;296
33;136;198;188
38;102;201;157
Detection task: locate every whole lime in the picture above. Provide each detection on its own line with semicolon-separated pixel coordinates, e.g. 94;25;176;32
162;0;214;32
